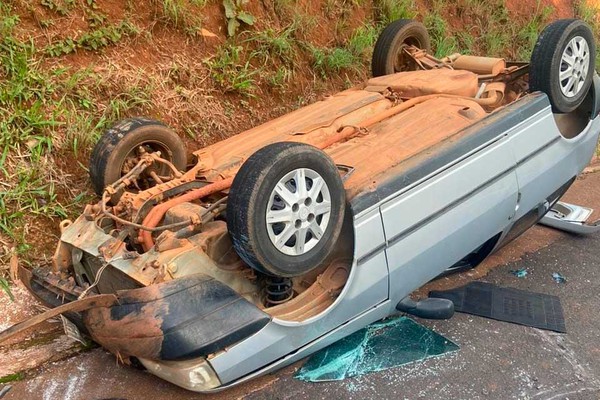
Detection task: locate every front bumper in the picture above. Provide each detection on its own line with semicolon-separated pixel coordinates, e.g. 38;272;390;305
18;265;270;391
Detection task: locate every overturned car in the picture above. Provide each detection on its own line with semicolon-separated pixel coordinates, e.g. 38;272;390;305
4;18;600;392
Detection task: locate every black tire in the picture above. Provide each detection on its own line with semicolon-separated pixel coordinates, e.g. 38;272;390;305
372;19;431;77
529;19;596;113
227;142;346;277
89;118;187;195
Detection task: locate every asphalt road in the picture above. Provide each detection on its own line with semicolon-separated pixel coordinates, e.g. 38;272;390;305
4;173;600;400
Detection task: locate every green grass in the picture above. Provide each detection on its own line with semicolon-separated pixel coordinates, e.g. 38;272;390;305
0;277;13;301
0;372;23;384
205;44;259;95
347;24;380;60
246;26;299;66
514;1;553;60
575;0;600;71
0;3;146;270
160;0;205;36
424;2;458;57
45;21;139;56
309;46;359;77
374;0;417;24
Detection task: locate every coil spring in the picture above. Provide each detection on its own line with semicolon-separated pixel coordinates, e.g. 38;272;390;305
264;277;294;307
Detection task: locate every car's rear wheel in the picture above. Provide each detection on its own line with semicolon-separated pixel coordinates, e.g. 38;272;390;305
372;19;431;77
227;142;346;277
529;19;596;113
89;118;187;195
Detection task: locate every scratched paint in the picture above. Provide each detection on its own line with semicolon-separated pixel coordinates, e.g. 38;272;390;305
295;317;458;382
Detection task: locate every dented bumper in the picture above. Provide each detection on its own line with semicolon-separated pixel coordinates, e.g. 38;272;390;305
16;265;270;391
83;273;270;361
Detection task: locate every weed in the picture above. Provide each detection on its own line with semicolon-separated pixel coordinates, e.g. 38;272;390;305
0;372;23;384
87;11;107;28
206;44;259;95
324;0;357;19
515;1;553;59
575;0;600;70
160;0;204;35
223;0;255;36
40;0;74;16
456;31;475;55
310;46;360;76
347;24;380;61
39;19;55;28
247;26;298;65
0;277;13;301
79;21;138;50
267;66;293;88
424;4;457;57
45;21;139;56
45;38;76;56
374;0;417;25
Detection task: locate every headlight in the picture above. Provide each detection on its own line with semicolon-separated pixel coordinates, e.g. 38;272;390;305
139;357;221;392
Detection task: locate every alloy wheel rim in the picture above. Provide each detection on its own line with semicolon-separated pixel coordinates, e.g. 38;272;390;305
266;168;332;256
559;36;590;98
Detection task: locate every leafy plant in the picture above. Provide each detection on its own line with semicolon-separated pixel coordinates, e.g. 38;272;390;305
223;0;255;36
310;46;360;77
0;277;13;301
45;21;139;56
40;0;75;16
205;44;259;95
424;3;458;57
46;38;76;56
246;26;298;65
267;66;292;88
374;0;417;25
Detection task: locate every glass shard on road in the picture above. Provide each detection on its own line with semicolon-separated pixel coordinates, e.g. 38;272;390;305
295;316;459;382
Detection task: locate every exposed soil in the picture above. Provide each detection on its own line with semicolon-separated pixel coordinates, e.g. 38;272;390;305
506;0;575;19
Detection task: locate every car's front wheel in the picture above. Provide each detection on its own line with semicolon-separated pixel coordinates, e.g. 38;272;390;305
227;142;346;277
89;118;187;195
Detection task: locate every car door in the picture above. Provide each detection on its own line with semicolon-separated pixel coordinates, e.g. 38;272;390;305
379;121;520;306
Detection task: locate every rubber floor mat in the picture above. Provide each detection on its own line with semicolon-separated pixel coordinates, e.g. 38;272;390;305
294;317;458;382
429;281;566;333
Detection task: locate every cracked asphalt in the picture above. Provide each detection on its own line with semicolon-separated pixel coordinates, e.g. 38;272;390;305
3;173;600;400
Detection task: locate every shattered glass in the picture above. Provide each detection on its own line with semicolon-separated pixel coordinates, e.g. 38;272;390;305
295;317;459;382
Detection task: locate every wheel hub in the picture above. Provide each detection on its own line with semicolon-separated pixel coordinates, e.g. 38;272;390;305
559;36;590;98
266;168;332;256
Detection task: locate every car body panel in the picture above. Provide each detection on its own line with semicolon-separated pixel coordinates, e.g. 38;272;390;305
210;250;390;384
205;89;600;387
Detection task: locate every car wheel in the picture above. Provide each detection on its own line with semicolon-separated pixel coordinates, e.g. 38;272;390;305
227;142;346;277
89;118;187;195
529;19;596;113
371;19;431;77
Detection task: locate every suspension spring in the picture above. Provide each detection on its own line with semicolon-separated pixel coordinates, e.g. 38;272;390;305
264;277;294;307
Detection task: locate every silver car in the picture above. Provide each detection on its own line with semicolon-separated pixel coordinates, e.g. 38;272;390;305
4;18;599;392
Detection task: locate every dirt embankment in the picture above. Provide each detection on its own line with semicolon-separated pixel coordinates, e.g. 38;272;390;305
1;0;596;268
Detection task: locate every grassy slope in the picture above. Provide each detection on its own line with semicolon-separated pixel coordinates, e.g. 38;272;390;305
0;0;599;293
